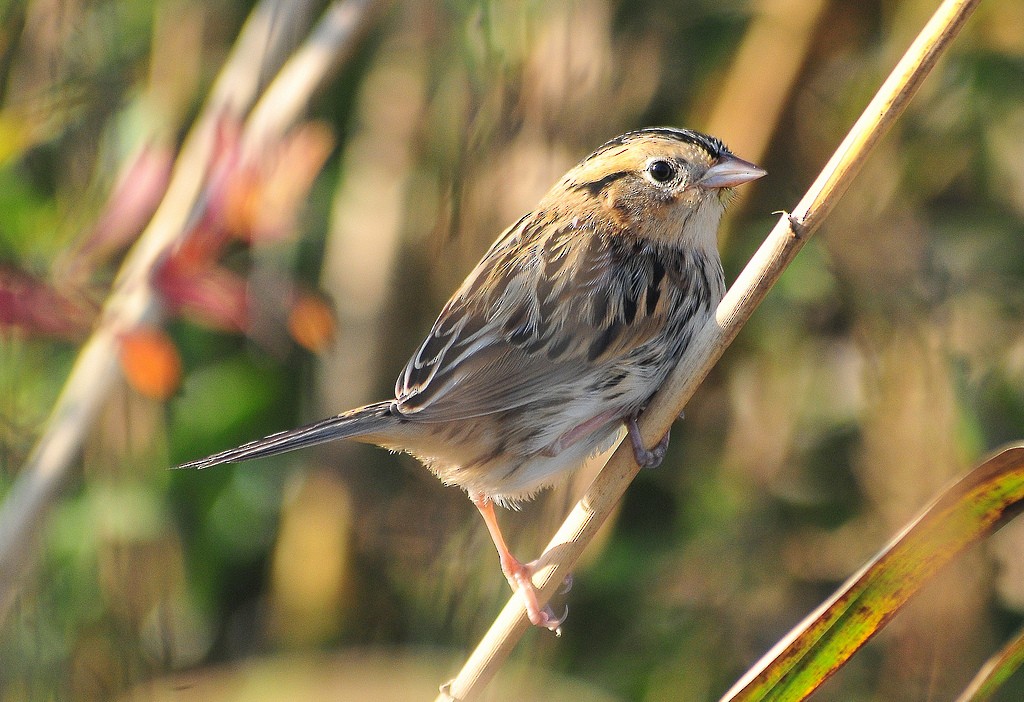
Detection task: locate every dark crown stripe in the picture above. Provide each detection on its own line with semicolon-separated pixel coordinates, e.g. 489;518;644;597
588;127;728;162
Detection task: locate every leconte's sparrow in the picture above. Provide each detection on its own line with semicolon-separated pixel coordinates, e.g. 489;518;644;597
177;127;766;631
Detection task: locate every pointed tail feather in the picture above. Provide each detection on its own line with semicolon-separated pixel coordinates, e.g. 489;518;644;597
174;401;396;470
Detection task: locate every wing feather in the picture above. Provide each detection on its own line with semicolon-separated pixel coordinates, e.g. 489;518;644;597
394;211;707;422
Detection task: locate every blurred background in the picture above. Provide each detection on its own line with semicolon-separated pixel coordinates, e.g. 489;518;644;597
1;0;1023;699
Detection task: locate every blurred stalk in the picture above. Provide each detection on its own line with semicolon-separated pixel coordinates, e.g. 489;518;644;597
437;0;981;699
262;5;423;644
700;0;829;225
0;0;381;625
317;21;427;422
244;0;383;156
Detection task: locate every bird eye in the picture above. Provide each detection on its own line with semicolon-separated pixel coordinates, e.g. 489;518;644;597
647;160;676;183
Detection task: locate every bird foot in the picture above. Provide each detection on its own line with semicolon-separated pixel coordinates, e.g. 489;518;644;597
626;416;670;468
500;555;570;634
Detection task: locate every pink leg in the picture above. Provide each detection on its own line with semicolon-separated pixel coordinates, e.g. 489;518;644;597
472;494;565;633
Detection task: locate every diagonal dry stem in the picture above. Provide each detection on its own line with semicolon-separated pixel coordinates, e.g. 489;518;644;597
0;0;382;624
436;0;982;699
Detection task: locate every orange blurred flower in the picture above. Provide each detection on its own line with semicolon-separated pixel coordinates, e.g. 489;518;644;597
288;294;336;353
119;327;183;400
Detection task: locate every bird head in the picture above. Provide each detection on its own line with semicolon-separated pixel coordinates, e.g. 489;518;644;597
547;127;766;250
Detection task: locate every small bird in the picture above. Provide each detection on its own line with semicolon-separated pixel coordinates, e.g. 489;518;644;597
177;127;765;631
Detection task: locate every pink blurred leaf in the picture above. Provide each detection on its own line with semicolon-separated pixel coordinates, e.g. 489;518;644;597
75;143;174;267
0;267;95;340
154;261;249;333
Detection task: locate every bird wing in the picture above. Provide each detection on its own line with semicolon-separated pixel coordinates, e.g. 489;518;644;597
394;212;699;422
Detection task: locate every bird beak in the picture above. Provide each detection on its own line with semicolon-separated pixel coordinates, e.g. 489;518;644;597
698;154;767;189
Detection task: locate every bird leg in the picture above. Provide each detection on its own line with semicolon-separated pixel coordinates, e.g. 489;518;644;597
626;415;670;468
471;494;565;633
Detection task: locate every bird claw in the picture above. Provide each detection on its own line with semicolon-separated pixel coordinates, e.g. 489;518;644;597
559;572;574;595
502;558;572;634
541;604;568;636
627;416;670;469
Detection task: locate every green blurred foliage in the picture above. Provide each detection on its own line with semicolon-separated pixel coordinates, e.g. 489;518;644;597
2;0;1024;700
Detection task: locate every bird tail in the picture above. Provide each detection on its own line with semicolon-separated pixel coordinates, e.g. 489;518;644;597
174;401;397;470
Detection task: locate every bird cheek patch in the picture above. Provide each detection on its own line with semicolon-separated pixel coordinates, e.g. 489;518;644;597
601;187;634;229
672;187;702;212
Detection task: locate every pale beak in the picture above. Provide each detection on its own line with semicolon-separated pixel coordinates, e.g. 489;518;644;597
698;154;766;189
